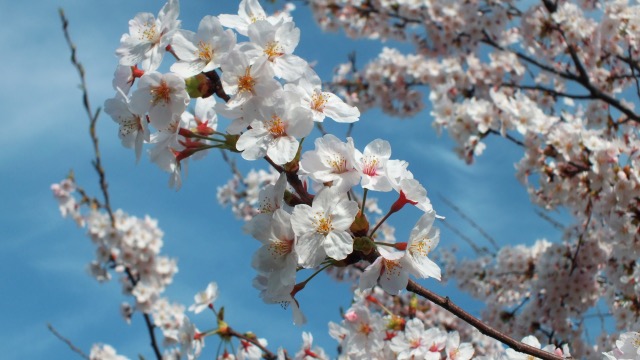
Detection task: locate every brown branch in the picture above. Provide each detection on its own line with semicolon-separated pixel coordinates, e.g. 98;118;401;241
555;24;640;123
406;280;566;360
226;328;283;360
485;129;525;147
59;8;115;227
124;269;163;360
59;9;162;360
501;83;593;100
47;323;90;360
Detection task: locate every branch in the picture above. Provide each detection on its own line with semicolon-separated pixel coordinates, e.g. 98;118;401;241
501;83;593;100
485;129;525;147
124;269;163;360
59;8;114;227
438;194;499;252
47;323;90;360
226;327;282;360
406;280;566;360
59;9;162;360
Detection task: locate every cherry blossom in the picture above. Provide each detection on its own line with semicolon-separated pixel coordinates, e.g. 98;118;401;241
115;0;180;71
291;188;359;268
235;90;313;165
104;88;149;162
170;15;236;78
299;134;360;193
188;282;218;314
129;71;189;131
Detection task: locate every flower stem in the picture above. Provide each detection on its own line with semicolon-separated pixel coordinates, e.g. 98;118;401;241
369;210;393;238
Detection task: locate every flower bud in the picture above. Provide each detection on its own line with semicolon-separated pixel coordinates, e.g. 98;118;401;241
350;211;369;236
185;73;214;98
353;236;374;255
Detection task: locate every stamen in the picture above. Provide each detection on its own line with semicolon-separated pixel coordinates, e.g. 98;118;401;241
197;40;213;62
151;80;172;105
237;67;255;93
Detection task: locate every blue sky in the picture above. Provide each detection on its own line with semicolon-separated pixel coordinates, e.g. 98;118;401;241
0;0;567;358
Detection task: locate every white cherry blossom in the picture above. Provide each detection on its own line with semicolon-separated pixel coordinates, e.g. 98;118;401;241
188;282;218;314
129;71;189;131
221;51;281;108
170;15;236;78
299;134;360;193
291;188;359;268
219;0;291;36
240;19;308;81
285;71;360;123
104;88;149;162
115;0;180;71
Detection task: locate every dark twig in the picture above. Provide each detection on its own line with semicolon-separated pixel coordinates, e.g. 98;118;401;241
485;129;525;147
534;209;565;231
438;194;500;251
501;83;593;100
47;323;90;360
59;9;162;360
59;8;114;227
438;218;490;256
124;269;163;360
406;280;566;360
227;327;282;360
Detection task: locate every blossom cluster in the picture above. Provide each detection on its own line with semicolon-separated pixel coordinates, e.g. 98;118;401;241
104;0;447;326
54;0;640;358
51;177;206;359
305;0;640;357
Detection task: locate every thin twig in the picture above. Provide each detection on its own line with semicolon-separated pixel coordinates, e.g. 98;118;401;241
59;8;114;227
534;209;565;231
47;323;90;360
438;218;489;256
59;9;162;360
125;269;163;360
227;328;282;360
406;280;566;360
438;194;500;251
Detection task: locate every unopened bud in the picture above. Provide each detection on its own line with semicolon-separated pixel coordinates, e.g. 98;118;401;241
185;73;214;98
350;211;369;236
353;236;374;255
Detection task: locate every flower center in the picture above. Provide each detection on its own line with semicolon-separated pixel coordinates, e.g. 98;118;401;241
119;115;143;137
313;213;333;235
327;154;348;174
383;258;402;278
139;21;159;42
237;67;255;93
264;41;284;61
151;80;172;105
410;338;422;350
197;40;213;62
268;239;293;257
409;238;432;257
267;115;286;137
357;322;371;335
311;91;328;112
249;14;266;23
362;156;379;176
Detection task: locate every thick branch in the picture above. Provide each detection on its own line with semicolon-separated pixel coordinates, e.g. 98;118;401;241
406;280;565;360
